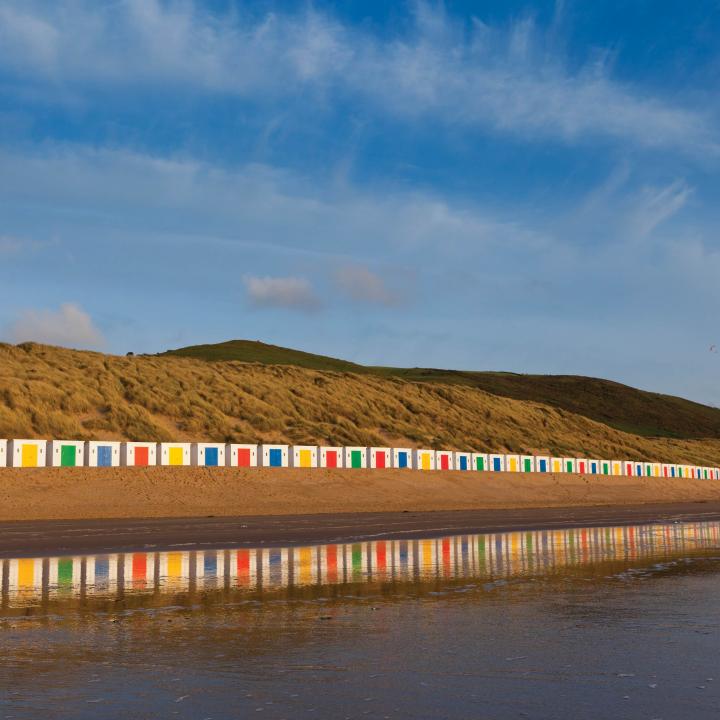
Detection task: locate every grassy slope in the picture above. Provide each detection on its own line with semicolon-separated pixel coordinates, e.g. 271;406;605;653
164;340;720;440
2;342;720;465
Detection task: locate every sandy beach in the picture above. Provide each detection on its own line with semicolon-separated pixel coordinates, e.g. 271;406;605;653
2;466;720;522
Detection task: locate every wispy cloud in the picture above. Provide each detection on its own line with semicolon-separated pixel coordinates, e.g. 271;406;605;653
5;302;105;349
243;275;322;312
0;0;715;154
334;265;400;306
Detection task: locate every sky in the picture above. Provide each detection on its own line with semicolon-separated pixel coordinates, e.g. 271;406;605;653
1;0;719;404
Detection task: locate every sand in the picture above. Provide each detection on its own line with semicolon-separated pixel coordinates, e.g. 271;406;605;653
3;466;720;522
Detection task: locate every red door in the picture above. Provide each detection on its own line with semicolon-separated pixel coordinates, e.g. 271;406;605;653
375;451;385;468
326;450;337;468
237;448;251;467
135;446;149;466
440;454;449;470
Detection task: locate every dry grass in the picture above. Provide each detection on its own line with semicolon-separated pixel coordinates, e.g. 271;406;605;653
2;342;720;465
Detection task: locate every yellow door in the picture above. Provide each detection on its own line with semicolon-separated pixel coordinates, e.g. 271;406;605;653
509;458;518;472
299;449;311;467
169;447;184;465
421;453;431;470
552;460;560;472
21;444;38;467
18;558;35;587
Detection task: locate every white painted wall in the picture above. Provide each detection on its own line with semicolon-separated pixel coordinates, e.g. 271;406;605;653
259;444;289;468
413;449;436;470
392;448;413;469
291;446;319;468
158;442;192;466
121;442;157;466
367;447;391;469
319;446;343;468
85;441;121;467
191;443;226;467
226;444;258;467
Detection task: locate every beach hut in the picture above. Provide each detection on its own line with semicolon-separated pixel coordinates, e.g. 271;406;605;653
344;447;367;469
661;463;674;478
367;447;391;469
534;456;550;473
192;443;226;467
0;440;6;467
319;446;343;468
158;443;191;466
624;461;635;477
562;458;577;474
86;441;121;467
121;442;157;467
520;456;535;473
260;444;289;468
550;457;564;473
226;444;258;467
611;461;623;477
505;455;521;473
488;454;505;472
48;440;85;468
291;446;318;468
392;448;412;469
634;461;644;477
435;450;454;471
472;453;489;472
454;452;472;471
598;460;610;475
413;449;436;471
8;439;47;468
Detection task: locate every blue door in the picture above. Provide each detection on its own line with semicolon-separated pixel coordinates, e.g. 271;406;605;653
98;445;112;467
671;466;676;477
539;459;547;472
590;462;597;474
493;457;501;471
205;447;219;467
398;452;408;468
636;463;642;476
269;448;282;467
459;456;468;471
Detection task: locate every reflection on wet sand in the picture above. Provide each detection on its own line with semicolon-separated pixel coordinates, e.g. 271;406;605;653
3;521;720;611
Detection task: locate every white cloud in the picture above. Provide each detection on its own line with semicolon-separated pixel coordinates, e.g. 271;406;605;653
334;265;399;305
243;275;322;311
0;0;715;154
5;302;105;349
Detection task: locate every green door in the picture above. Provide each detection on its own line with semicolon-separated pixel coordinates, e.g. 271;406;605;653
60;445;76;467
351;450;362;468
524;458;532;472
603;462;609;474
476;456;485;471
566;460;573;472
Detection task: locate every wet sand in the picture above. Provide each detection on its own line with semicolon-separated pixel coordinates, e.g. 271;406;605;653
4;503;720;557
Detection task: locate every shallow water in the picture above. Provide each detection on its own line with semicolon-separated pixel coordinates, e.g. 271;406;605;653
2;521;720;719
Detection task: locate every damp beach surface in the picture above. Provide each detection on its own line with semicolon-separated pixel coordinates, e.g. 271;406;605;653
3;521;720;719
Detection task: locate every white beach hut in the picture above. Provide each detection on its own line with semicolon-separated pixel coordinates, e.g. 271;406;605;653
291;446;318;468
226;444;258;467
86;441;121;467
192;443;226;467
319;446;343;468
121;442;157;467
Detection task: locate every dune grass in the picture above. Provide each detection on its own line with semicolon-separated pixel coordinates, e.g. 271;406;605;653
163;340;720;440
2;342;720;465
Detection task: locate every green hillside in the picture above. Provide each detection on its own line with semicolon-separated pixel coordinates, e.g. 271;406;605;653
161;340;720;441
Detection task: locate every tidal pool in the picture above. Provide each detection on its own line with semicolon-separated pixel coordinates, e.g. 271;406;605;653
2;520;720;718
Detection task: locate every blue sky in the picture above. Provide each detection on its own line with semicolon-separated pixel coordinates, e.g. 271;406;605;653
1;1;719;404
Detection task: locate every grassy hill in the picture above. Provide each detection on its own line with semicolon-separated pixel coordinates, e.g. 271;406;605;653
163;340;720;441
2;341;720;465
